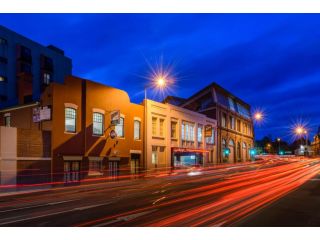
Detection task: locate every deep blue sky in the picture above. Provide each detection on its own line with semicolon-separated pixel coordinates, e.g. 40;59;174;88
1;14;319;141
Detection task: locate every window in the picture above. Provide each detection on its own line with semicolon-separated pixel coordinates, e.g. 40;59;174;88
65;108;76;133
237;119;241;132
134;120;141;140
221;113;226;127
89;160;103;175
206;128;215;144
0;75;7;82
0;37;7;45
4;115;10;127
115;117;124;138
159;119;165;137
0;57;7;64
182;122;195;141
93;112;104;136
198;125;203;143
152;117;157;136
243;123;248;135
43;73;51;85
229;116;235;130
171;121;177;139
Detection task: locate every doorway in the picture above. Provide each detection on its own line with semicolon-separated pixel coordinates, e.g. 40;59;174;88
64;161;80;183
130;153;140;175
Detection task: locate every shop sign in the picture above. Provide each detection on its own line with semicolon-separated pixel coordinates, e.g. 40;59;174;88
204;125;213;137
33;106;51;122
111;110;120;125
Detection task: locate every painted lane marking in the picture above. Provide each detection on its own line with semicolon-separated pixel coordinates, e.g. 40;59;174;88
152;197;166;205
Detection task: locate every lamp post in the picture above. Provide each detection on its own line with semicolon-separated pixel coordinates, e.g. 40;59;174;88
277;138;281;154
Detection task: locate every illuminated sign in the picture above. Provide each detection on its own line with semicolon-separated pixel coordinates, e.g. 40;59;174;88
204;125;213;137
110;110;120;125
110;129;117;139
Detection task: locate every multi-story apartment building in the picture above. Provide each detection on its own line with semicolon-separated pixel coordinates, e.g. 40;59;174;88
165;82;254;163
145;99;217;171
0;76;144;185
0;25;72;109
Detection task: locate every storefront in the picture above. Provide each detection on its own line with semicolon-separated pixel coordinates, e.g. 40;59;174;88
171;148;210;167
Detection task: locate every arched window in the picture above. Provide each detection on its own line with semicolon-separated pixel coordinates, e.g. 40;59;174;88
229;139;234;147
243;142;247;149
222;139;227;148
237;142;241;158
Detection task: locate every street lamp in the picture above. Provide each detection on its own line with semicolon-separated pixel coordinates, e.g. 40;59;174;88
253;111;263;122
277;138;281;154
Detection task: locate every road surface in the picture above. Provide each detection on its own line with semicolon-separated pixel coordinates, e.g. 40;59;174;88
0;157;319;226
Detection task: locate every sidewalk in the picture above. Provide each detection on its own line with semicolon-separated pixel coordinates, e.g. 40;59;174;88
233;172;320;227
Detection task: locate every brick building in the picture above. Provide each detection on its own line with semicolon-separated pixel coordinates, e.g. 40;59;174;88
0;76;144;185
165;82;254;163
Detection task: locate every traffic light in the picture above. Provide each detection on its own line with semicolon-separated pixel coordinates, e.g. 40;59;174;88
223;148;230;156
249;148;256;156
279;150;284;155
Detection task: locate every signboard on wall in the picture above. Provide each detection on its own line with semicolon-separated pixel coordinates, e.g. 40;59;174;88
204;125;213;137
33;106;51;123
40;106;51;121
110;110;120;125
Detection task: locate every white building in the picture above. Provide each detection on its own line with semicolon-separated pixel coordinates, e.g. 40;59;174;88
144;99;217;171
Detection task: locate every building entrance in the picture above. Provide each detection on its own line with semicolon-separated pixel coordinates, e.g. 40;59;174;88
64;161;80;183
130;153;140;174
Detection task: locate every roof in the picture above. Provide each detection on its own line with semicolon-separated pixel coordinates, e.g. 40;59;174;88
182;81;251;109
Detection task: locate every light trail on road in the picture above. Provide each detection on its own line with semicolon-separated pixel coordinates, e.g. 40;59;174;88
0;157;319;227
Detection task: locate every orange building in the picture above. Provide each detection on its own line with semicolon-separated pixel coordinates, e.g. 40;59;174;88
0;76;144;185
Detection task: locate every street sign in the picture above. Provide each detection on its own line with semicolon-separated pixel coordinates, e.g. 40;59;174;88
110;129;117;139
110;110;120;125
204;125;213;137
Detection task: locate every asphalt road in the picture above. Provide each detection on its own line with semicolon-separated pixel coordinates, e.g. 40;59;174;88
0;157;319;227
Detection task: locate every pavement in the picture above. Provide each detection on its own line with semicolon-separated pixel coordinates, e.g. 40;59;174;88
0;157;319;227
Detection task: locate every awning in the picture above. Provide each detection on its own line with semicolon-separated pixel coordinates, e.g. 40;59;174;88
88;156;104;161
63;156;83;161
172;148;210;153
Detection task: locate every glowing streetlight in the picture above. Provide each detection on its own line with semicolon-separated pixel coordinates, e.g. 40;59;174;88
156;77;166;88
254;112;263;121
295;126;304;135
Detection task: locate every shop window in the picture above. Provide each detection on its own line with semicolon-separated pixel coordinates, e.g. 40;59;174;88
134;120;141;140
89;160;103;175
115;117;124;137
65;107;76;133
93;112;104;136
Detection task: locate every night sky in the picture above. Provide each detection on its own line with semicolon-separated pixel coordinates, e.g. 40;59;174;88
1;14;320;141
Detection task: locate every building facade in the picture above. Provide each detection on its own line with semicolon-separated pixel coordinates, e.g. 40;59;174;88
0;25;72;109
145;99;217;171
0;76;144;185
165;82;254;163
